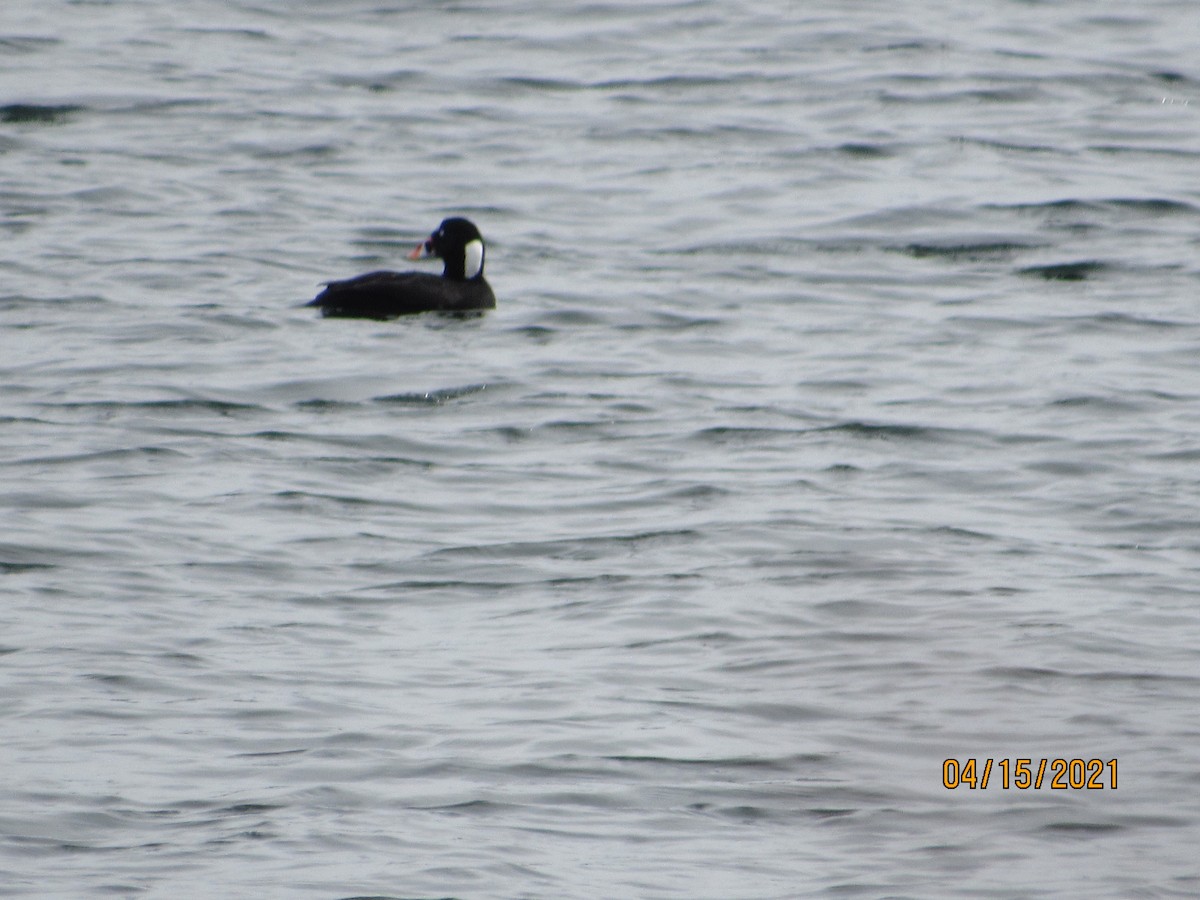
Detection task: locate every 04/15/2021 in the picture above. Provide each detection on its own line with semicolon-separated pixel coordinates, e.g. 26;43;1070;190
943;758;1117;790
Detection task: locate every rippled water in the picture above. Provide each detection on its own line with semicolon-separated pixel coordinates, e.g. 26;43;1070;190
3;1;1200;897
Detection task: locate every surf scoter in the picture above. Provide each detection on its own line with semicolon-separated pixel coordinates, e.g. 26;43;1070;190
307;217;495;319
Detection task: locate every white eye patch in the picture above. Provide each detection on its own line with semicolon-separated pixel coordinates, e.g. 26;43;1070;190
463;238;484;279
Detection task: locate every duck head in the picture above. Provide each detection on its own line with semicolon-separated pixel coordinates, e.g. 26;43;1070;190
408;217;486;281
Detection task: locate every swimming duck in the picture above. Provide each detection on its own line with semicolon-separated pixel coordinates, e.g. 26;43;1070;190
307;217;495;319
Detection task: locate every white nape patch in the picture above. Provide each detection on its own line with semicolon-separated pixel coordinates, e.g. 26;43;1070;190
463;239;484;279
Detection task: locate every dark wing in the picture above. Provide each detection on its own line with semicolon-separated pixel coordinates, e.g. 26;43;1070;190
306;270;494;319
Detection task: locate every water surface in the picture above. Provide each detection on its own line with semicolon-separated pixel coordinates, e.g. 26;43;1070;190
3;1;1200;897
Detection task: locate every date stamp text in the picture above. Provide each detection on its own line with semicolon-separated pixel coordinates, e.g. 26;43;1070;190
943;758;1117;790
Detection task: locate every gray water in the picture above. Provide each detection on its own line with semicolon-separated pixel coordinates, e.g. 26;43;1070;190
3;1;1200;897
